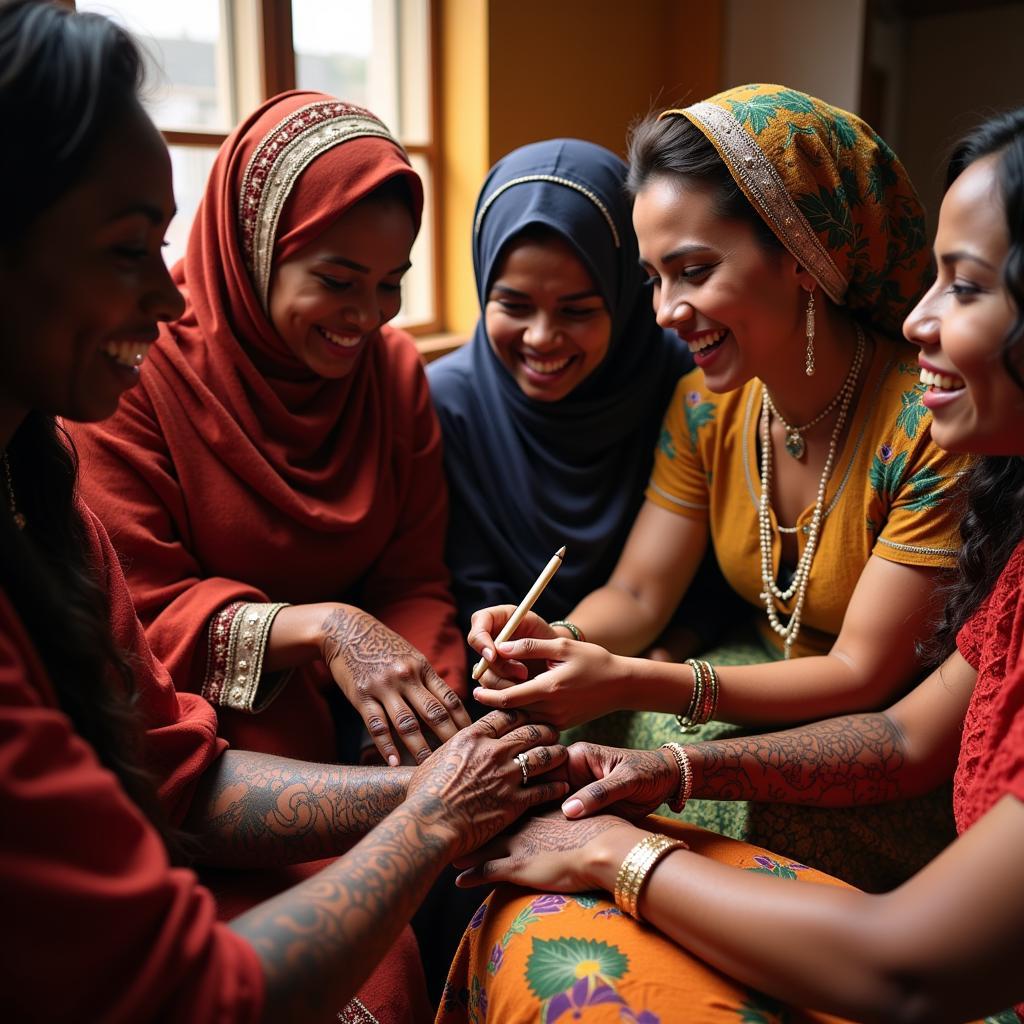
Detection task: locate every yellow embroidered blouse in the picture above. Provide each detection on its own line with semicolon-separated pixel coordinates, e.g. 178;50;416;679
647;340;972;658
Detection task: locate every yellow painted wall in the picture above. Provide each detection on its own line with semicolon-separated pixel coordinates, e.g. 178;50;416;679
487;1;722;161
439;0;492;339
438;0;724;334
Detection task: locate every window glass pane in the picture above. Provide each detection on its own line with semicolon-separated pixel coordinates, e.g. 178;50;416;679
397;0;430;146
294;1;434;328
293;0;373;108
165;145;219;270
293;0;430;143
293;0;400;134
78;0;233;131
393;153;435;328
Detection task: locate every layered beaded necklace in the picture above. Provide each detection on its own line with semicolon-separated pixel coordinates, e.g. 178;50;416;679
763;383;844;460
2;453;26;530
758;325;866;658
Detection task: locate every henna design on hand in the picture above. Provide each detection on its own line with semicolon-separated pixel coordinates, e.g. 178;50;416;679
507;810;623;855
225;710;565;1019
569;743;678;818
322;606;426;688
319;606;462;760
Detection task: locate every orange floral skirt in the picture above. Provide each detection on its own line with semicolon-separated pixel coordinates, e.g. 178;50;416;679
437;817;948;1024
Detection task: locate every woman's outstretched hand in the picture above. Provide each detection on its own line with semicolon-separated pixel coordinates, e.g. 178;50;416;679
471;636;629;729
405;710;570;860
320;604;472;765
453;808;643;892
560;742;680;820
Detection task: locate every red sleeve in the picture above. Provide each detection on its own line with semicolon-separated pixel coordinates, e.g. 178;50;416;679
0;600;264;1023
956;589;992;670
79;504;231;824
358;336;467;694
987;661;1024;809
72;388;265;692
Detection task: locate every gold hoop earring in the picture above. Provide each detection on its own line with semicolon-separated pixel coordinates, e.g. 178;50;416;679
804;290;816;377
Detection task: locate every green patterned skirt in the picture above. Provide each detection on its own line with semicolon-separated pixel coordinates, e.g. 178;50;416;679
563;630;956;893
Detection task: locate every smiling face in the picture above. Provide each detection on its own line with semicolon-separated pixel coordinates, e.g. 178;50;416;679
267;193;416;378
903;153;1024;456
0;104;182;440
632;175;808;393
484;231;612;402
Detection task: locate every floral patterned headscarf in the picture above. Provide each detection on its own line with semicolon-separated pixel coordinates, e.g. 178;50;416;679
661;83;929;337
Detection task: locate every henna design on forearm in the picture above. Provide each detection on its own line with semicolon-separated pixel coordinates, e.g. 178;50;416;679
231;794;453;1021
229;713;548;1019
190;751;413;866
691;713;906;806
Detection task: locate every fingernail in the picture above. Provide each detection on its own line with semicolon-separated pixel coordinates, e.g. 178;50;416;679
388;754;400;766
497;641;514;654
562;798;583;818
482;647;493;662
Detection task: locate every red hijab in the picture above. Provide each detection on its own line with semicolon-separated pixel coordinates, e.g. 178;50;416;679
74;92;461;758
156;90;424;511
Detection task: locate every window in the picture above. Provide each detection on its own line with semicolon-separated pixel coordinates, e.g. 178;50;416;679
76;0;440;332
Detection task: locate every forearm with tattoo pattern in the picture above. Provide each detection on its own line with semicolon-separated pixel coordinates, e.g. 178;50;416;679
690;713;906;806
186;751;414;867
228;707;555;1022
231;792;453;1022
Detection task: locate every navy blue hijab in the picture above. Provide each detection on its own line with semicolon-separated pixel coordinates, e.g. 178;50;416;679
428;139;693;632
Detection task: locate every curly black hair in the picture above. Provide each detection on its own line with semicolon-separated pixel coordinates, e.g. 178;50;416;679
925;108;1024;661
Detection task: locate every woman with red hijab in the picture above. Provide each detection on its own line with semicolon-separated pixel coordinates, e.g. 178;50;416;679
0;4;569;1021
73;91;468;767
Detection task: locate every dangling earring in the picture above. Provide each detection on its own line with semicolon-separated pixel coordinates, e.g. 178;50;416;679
804;289;816;377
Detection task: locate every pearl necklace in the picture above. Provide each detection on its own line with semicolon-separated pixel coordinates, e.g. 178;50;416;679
758;325;865;658
3;453;26;530
763;338;865;460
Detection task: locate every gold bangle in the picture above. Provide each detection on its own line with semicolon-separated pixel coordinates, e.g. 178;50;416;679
677;658;704;732
613;833;688;920
677;658;719;731
549;619;586;643
703;661;720;722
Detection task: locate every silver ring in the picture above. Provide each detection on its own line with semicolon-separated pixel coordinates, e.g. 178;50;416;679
515;751;530;786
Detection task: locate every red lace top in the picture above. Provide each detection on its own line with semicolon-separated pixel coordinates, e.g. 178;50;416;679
954;538;1024;834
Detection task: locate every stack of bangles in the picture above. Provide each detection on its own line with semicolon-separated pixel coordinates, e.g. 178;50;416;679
676;657;719;732
549;619;586;642
613;832;689;919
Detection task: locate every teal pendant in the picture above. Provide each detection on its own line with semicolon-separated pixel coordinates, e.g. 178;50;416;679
784;430;806;460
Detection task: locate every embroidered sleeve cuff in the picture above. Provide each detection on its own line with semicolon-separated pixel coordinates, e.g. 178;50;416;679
203;601;290;713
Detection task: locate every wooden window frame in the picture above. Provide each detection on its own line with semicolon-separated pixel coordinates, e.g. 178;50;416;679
77;0;444;336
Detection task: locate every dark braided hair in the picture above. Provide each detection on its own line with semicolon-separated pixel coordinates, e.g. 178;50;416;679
925;108;1024;661
0;0;183;859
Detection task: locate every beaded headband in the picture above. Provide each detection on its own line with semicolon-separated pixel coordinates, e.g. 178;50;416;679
238;100;404;308
474;173;621;248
